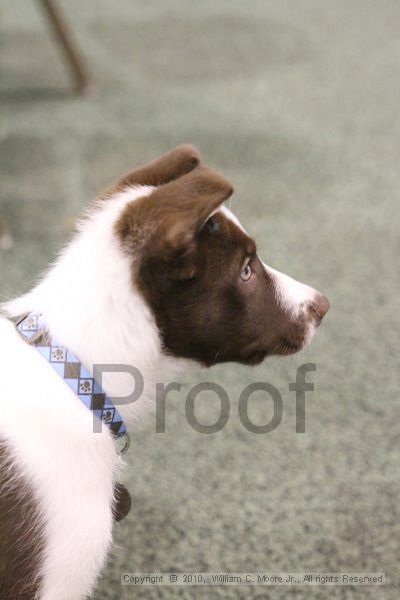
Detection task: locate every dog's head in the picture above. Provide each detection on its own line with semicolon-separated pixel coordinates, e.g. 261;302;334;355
110;145;329;367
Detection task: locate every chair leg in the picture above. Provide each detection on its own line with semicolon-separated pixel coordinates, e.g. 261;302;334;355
38;0;90;93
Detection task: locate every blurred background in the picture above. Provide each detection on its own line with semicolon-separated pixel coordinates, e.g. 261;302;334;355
1;1;399;598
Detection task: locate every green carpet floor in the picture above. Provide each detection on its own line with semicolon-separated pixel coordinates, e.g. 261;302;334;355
1;1;399;598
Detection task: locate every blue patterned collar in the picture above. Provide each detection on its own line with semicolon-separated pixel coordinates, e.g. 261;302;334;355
15;313;128;442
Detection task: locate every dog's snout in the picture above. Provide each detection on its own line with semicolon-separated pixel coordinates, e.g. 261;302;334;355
308;294;330;322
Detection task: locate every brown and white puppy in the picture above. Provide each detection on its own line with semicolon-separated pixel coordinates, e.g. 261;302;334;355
0;145;328;599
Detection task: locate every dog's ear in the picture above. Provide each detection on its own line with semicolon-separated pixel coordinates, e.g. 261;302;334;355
116;165;234;280
102;144;202;197
143;165;233;280
149;164;233;251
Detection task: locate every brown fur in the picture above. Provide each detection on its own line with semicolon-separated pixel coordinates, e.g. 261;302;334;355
112;483;132;522
115;164;233;277
102;143;202;198
0;442;44;599
114;151;309;366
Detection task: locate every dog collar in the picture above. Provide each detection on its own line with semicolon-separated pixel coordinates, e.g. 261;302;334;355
15;313;129;448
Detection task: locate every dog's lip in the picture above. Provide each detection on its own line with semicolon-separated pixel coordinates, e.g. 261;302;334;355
241;346;270;364
243;334;307;360
278;337;304;355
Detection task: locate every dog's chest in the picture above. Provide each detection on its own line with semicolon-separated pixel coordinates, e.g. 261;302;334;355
0;316;119;598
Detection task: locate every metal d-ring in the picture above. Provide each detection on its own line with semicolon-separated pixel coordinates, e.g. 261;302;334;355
117;432;131;456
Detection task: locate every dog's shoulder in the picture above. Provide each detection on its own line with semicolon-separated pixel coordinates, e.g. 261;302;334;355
0;315;26;362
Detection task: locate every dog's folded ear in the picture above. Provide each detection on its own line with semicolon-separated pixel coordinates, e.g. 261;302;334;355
103;144;202;196
116;164;234;280
150;164;233;239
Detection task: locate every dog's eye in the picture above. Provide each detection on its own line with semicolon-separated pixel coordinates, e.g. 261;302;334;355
240;261;252;281
205;215;219;233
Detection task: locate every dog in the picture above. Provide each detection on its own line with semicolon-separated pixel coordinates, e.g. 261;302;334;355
0;145;329;599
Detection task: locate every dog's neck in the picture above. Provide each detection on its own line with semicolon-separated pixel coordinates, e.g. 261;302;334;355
4;187;189;426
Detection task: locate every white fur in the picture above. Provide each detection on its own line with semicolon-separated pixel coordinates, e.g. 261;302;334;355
0;185;188;599
263;263;319;319
4;186;185;425
0;317;116;599
0;187;319;598
219;205;246;232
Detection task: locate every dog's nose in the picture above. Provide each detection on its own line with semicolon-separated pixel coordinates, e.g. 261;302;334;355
309;294;330;322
